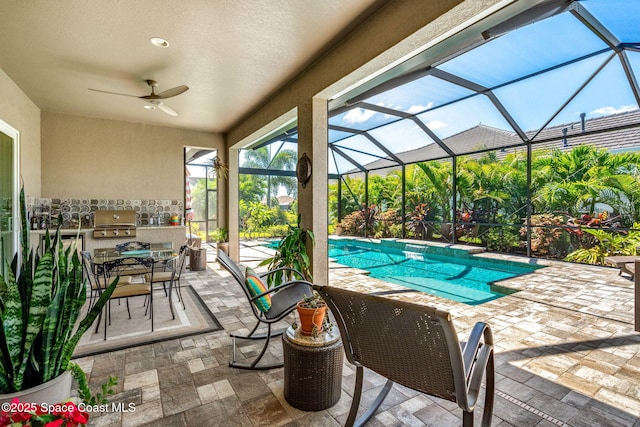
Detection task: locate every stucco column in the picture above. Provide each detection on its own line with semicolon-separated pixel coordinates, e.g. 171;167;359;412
228;147;240;261
297;97;328;285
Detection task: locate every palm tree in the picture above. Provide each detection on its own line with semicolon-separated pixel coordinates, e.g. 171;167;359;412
242;146;298;206
415;160;453;221
532;145;640;226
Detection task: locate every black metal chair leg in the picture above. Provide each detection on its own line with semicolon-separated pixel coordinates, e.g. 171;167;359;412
346;366;365;427
353;376;393;427
95;309;102;334
229;324;284;370
230;320;287;341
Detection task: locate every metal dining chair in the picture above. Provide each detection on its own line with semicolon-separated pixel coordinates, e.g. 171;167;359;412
81;251;133;309
115;241;150;251
146;245;188;316
96;257;155;340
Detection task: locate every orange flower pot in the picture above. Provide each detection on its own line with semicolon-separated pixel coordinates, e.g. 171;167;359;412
296;301;327;335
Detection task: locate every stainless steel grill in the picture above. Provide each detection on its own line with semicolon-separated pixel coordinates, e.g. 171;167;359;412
93;210;136;239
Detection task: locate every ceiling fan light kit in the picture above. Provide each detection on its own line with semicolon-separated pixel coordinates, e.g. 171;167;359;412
88;79;188;117
149;37;170;48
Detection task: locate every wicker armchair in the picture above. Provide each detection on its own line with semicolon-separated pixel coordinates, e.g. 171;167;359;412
217;249;313;370
314;285;494;427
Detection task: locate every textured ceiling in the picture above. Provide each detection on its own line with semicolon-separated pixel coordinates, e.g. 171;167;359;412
0;0;383;133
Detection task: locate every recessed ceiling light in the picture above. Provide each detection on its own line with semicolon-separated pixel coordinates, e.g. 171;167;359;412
144;105;156;110
150;37;169;48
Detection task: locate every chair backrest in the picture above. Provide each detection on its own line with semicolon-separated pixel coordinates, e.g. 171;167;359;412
115;241;150;251
173;245;188;277
81;250;99;288
101;257;155;283
217;249;265;311
315;285;466;404
217;249;246;286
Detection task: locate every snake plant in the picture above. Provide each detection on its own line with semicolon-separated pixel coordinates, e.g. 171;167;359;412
0;189;118;393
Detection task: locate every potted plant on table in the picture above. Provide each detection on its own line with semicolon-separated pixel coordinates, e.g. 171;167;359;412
294;292;333;338
0;189;118;411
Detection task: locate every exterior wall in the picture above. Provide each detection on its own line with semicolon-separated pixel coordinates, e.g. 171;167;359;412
40;112;225;207
0;68;41;197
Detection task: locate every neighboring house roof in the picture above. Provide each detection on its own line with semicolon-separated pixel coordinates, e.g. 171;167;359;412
343;110;640;175
278;195;295;205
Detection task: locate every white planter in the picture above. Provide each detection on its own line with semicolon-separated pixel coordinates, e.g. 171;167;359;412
0;370;73;405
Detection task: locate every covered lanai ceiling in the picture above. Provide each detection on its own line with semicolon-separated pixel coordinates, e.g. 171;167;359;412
0;0;384;133
247;0;640;176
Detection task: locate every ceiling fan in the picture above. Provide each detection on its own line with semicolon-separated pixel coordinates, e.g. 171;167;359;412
88;79;189;117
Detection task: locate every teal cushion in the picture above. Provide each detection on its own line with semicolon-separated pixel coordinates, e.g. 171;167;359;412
245;267;271;312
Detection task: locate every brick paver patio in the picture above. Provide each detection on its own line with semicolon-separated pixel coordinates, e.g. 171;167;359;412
76;240;640;427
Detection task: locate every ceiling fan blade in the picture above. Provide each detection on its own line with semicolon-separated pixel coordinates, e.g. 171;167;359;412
152;85;189;99
157;102;179;117
88;88;139;98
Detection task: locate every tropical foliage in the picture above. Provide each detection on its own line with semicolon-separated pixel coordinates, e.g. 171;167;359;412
565;224;640;265
328;145;640;264
259;215;315;285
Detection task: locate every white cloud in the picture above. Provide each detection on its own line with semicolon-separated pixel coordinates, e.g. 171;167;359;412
344;108;376;124
427;120;447;130
407;103;433;114
590;105;637;116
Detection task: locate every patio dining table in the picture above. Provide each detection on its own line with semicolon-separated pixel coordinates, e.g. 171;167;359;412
92;248;180;319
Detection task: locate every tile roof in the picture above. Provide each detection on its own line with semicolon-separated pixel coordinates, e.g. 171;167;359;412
344;109;640;175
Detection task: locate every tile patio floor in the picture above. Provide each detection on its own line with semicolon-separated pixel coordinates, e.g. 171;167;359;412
75;240;640;427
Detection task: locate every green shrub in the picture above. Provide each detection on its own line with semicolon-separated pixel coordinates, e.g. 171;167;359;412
565;224;640;265
484;228;521;252
389;224;403;238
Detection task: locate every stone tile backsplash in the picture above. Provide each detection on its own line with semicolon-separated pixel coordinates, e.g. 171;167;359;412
27;197;185;229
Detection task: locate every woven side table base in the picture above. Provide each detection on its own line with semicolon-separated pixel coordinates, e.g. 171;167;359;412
283;329;343;411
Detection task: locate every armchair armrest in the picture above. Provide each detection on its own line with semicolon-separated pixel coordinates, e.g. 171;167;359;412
462;321;493;381
258;267;305;281
248;279;312;303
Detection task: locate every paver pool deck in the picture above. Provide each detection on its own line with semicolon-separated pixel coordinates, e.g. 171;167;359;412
76;241;640;427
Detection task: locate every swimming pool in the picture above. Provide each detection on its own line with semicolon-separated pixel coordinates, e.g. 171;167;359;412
327;239;541;305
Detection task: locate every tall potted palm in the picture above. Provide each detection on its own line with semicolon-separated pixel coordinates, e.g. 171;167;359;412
258;216;330;337
259;215;315;285
0;189;118;404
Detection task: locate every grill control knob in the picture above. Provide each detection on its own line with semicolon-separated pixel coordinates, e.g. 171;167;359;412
125;229;131;235
101;230;107;236
113;229;119;236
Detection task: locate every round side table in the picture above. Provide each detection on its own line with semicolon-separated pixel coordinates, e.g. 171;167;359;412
282;326;343;411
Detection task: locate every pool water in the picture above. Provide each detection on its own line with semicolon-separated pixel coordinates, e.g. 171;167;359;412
327;239;541;305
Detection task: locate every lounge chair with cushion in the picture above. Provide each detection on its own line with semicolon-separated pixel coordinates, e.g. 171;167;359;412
217;249;313;370
604;255;638;279
315;285;495;427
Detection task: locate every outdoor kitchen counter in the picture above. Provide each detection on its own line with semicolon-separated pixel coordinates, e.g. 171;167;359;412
30;226;187;254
